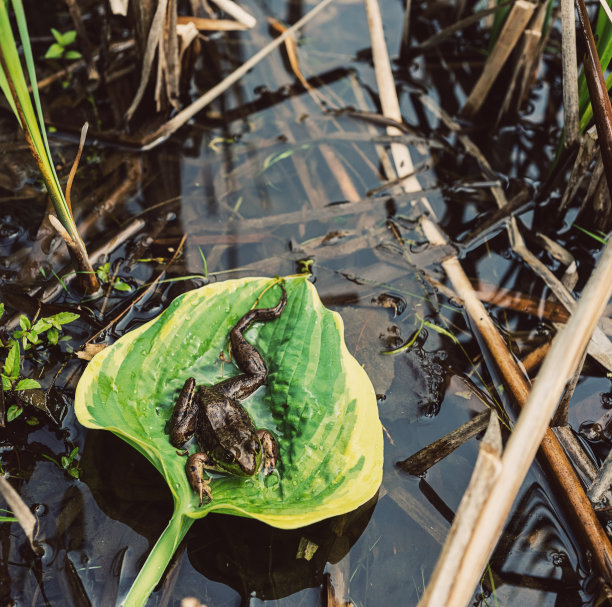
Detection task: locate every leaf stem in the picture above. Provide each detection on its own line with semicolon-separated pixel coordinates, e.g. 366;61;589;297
122;508;195;607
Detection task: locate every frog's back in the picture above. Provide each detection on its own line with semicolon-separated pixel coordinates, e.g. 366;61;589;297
195;385;256;449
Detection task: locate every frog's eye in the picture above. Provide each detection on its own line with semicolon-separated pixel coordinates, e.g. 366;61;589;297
223;451;235;464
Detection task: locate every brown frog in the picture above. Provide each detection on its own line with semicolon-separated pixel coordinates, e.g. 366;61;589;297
169;285;286;504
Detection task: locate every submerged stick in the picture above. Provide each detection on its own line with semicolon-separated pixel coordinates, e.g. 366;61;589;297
397;410;490;476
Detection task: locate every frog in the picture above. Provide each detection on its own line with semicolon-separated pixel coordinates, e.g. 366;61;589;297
169;284;287;505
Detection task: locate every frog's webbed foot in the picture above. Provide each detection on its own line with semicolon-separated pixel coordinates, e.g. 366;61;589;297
186;452;215;506
257;429;280;475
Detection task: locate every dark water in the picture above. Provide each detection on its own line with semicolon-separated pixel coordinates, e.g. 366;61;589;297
1;0;609;605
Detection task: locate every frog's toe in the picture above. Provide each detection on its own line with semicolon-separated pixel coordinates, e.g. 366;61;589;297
186;452;214;505
199;478;213;506
257;429;280;475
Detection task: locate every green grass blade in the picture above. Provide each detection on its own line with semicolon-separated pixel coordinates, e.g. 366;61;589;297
0;1;83;246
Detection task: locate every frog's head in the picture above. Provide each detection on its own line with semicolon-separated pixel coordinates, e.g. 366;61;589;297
213;435;262;476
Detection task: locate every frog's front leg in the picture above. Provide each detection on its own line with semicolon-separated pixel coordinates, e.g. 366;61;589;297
257;429;280;475
169;377;198;450
185;452;215;505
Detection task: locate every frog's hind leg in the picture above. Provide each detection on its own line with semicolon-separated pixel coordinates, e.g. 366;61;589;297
218;285;287;401
186;452;215;505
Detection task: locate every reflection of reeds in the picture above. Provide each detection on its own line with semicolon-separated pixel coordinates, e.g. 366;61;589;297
0;0;98;293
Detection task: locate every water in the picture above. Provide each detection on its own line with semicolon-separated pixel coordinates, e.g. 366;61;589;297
0;0;608;605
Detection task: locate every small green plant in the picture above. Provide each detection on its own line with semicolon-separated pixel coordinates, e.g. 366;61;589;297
96;262;132;292
0;0;98;292
1;304;79;420
44;28;82;61
42;446;80;479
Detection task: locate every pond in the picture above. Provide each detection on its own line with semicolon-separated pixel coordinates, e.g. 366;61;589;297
1;0;610;605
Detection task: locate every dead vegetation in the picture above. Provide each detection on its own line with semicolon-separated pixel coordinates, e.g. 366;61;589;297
2;0;612;605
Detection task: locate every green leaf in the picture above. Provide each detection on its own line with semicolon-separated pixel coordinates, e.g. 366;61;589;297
7;405;22;422
0;0;83;248
50;27;63;44
3;342;20;379
2;375;12;390
75;276;383;605
44;43;64;59
15;378;41;390
25;332;41;345
32;318;51;333
0;303;4;319
96;263;110;282
113;279;132;292
58;29;77;46
47;327;59;345
49;312;80;328
19;315;30;331
64;49;82;60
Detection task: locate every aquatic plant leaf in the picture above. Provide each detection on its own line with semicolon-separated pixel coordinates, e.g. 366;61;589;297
75;276;383;605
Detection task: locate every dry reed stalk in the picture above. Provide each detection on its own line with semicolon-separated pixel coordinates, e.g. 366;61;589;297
589;447;612;503
445;239;612;601
417;415;502;606
0;477;42;555
461;0;535;118
176;16;247;30
399;0;411;60
560;126;598;212
499;29;540;117
208;0;256;29
561;0;579;146
420;218;612;602
364;0;612;598
140;0;336;149
576;0;612;196
364;0;434;218
553;425;598;484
